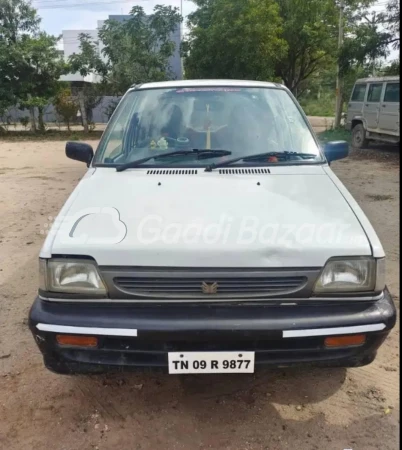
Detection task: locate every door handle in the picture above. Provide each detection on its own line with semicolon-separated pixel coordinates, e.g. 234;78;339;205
382;104;387;108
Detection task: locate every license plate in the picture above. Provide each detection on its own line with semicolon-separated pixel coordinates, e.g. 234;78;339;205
168;351;255;374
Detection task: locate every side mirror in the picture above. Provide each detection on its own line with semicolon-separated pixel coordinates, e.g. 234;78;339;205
66;141;94;167
324;140;349;164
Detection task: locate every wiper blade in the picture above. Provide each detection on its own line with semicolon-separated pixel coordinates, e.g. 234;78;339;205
204;151;319;172
116;149;231;172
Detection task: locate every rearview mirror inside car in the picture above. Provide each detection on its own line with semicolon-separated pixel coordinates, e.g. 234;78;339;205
66;141;94;167
324;141;349;163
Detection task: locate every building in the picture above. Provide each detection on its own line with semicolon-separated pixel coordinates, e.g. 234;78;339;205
60;14;182;83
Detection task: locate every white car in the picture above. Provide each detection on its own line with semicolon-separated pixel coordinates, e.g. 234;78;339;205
29;80;396;375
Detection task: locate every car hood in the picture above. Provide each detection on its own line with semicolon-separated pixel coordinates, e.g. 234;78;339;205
42;166;371;267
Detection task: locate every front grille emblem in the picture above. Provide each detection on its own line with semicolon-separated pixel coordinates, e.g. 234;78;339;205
201;281;219;294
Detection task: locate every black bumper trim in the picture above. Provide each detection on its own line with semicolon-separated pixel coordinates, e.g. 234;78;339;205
29;288;396;374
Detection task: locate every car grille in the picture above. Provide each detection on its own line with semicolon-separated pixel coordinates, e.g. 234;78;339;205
113;273;308;299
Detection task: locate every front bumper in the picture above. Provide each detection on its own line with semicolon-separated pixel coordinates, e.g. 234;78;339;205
29;289;396;374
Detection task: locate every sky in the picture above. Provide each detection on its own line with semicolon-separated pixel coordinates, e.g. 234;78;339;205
33;0;398;60
34;0;197;37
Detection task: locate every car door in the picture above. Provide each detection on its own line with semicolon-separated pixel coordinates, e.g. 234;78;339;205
363;82;384;130
378;82;400;135
347;82;367;126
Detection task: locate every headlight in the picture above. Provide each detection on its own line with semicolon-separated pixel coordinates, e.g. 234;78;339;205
39;258;107;295
314;257;384;294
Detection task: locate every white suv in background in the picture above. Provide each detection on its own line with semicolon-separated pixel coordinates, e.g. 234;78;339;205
346;76;400;148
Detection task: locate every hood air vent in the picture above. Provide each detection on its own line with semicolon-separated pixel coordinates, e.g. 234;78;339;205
147;169;198;175
218;168;270;175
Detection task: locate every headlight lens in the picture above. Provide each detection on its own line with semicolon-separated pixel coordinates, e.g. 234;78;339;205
314;257;379;294
40;259;107;295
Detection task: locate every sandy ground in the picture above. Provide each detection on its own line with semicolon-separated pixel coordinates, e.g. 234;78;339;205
0;138;399;450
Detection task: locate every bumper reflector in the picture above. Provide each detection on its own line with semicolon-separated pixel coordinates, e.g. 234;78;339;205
56;335;98;347
324;334;366;348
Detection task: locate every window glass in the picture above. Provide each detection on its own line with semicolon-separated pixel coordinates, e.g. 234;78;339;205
94;86;322;167
384;83;400;102
367;83;383;102
351;84;367;101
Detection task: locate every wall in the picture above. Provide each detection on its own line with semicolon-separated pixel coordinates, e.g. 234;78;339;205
3;96;122;125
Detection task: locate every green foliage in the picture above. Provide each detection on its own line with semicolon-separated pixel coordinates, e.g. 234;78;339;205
0;0;40;43
386;0;400;50
69;133;80;141
0;0;65;129
0;0;39;115
19;33;68;103
69;33;107;79
100;5;182;92
382;59;400;75
183;0;286;80
54;88;78;131
299;92;336;117
69;5;182;95
318;128;352;144
273;0;339;93
81;84;104;123
340;16;391;75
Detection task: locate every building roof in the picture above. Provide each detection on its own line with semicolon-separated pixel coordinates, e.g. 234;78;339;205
133;79;282;90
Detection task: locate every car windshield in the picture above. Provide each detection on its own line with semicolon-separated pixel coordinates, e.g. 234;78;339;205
93;86;323;167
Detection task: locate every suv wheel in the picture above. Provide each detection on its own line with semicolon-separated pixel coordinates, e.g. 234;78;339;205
352;124;369;149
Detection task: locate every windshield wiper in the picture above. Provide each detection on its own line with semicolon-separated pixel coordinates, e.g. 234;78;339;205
116;149;232;172
204;151;320;172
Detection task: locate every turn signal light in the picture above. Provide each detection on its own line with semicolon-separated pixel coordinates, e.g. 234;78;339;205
324;334;366;348
56;335;98;347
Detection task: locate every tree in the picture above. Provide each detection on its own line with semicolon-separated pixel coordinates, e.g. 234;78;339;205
19;32;67;131
0;0;39;119
69;33;107;80
382;59;400;75
273;0;340;95
0;0;65;131
183;0;286;80
385;0;400;50
99;5;182;93
54;88;78;131
69;33;107;131
70;5;182;97
0;0;39;44
340;10;393;76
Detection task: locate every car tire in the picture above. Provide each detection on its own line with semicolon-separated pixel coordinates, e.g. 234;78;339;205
352;124;369;149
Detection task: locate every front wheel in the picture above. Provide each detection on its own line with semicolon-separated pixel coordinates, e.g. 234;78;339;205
352;124;369;149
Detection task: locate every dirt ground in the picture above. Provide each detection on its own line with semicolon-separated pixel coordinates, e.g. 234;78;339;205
0;138;399;450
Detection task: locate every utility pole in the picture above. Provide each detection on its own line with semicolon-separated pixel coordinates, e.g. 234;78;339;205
180;0;184;79
335;0;344;129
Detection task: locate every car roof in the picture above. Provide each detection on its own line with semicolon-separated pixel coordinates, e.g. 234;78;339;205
355;76;399;83
131;79;283;90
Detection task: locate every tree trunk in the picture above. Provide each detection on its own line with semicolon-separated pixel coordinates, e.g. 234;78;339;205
29;107;36;132
78;90;88;133
27;94;37;132
38;107;45;133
